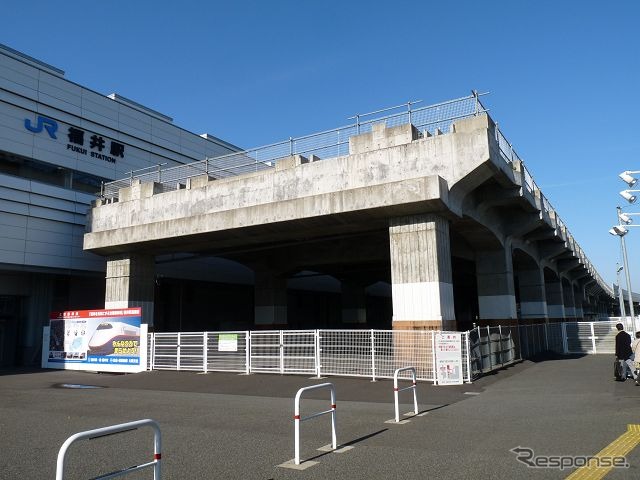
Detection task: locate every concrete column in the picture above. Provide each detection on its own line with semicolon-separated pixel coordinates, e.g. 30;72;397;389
476;249;517;322
562;278;576;318
517;267;548;321
545;276;565;321
341;280;367;324
389;214;455;330
254;270;287;327
573;284;585;320
105;253;155;325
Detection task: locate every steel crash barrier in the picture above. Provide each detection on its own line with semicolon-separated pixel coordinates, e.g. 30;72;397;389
56;419;162;480
294;383;337;465
392;367;418;423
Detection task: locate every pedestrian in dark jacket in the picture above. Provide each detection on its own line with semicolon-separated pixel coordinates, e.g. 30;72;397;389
615;323;638;384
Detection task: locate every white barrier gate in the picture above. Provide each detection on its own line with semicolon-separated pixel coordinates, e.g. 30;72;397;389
56;419;162;480
392;367;418;423
294;383;337;465
250;330;317;375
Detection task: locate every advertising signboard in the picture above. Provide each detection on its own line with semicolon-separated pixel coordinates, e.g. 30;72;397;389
42;308;147;373
435;332;463;385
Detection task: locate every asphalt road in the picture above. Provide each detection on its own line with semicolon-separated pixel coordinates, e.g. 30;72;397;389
1;354;639;479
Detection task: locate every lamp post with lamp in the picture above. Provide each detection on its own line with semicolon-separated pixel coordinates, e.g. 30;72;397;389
616;264;626;317
614;168;640;319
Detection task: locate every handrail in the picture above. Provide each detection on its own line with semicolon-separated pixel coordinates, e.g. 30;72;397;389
56;419;161;480
294;383;337;465
393;367;418;423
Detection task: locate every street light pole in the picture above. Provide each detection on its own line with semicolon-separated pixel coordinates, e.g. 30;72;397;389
616;264;626;317
617;206;635;319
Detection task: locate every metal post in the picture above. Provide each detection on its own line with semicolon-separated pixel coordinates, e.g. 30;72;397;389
56;419;162;480
590;322;597;354
315;329;321;378
617;266;627;317
289;137;293;156
465;332;472;383
279;330;285;375
618;207;635;320
472;89;479;116
487;326;493;371
293;383;336;465
393;367;418;422
176;332;181;371
203;332;208;373
245;331;250;375
149;332;155;371
356;114;360;135
370;329;376;382
498;325;503;366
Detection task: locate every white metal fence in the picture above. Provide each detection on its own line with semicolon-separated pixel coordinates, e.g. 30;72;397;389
146;319;640;383
148;329;468;382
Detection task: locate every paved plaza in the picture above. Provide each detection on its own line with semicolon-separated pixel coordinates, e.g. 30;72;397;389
1;354;639;479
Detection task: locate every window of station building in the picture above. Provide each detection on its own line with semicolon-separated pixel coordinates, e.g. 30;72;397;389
71;170;104;194
0;151;107;195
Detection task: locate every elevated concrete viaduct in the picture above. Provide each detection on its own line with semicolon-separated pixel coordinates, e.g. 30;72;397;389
84;111;614;331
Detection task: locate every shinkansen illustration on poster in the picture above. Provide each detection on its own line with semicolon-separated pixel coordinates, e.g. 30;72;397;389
42;308;147;373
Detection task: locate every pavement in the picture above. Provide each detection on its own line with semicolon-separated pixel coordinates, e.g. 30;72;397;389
1;353;640;479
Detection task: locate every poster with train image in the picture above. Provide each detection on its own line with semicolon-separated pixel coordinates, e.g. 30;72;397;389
42;308;147;373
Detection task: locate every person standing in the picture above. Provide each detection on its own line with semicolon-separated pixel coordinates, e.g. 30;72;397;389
615;323;638;384
632;331;640;385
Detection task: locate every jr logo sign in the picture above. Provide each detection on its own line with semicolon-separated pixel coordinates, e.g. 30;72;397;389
24;115;58;139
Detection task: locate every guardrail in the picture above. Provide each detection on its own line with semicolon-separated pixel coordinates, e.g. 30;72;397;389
100;92;488;200
392;367;418;423
294;383;337;465
56;419;161;480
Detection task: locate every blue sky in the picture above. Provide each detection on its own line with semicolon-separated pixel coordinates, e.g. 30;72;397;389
3;0;640;288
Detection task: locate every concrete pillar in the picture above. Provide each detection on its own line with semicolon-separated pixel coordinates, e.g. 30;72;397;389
254;270;287;327
517;267;548;321
105;253;155;325
562;278;576;318
573;284;585;320
389;214;455;330
341;280;367;324
476;249;517;322
544;276;565;321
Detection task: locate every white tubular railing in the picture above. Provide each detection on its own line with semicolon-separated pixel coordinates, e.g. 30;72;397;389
56;419;161;480
294;383;337;465
393;367;418;423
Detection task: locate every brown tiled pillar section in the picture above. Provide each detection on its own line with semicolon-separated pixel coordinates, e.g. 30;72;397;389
389;214;455;331
105;253;155;325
